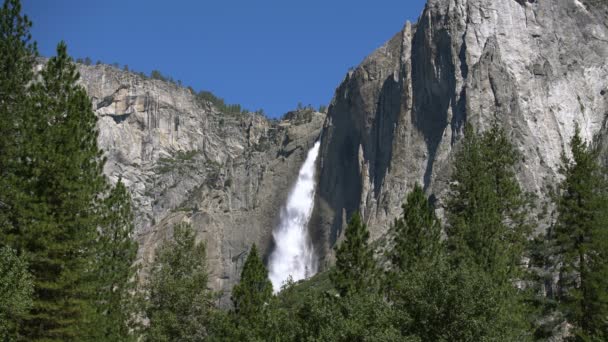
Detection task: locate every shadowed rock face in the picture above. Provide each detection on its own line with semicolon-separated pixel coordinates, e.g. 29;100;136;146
313;0;608;266
75;0;608;303
76;64;323;304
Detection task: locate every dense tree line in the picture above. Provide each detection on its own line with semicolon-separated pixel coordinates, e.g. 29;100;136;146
1;0;607;340
196;122;607;341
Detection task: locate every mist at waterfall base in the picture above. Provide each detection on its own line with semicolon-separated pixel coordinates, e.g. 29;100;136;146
268;141;321;293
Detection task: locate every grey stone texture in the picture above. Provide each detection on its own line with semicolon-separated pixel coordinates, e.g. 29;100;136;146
75;0;608;305
76;64;323;304
312;0;608;266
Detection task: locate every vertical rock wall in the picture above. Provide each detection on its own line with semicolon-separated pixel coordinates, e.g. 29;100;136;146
313;0;608;266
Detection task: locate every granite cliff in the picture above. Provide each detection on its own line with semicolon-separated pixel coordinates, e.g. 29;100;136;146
311;0;608;265
76;0;608;303
75;64;323;303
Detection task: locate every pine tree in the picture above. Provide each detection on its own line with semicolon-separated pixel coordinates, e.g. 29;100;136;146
0;246;33;341
143;223;213;342
389;183;442;272
231;244;273;319
0;0;37;243
554;125;608;340
392;258;531;341
443;122;532;340
446;122;532;281
6;42;107;340
0;2;36;339
330;212;377;297
92;179;138;341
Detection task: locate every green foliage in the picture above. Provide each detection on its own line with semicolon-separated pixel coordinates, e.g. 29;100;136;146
0;246;33;341
195;90;248;115
388;183;442;273
91;179;139;341
384;181;531;341
0;4;139;339
392;259;530;341
207;244;275;341
292;289;401;342
143;223;213;342
8;41;107;341
331;212;377;297
553;125;608;340
446;123;532;280
155;149;199;174
231;244;273;320
442;122;533;339
0;0;37;239
3;2;607;340
150;69;165;81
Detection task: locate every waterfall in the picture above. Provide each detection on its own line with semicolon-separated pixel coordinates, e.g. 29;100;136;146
268;140;321;292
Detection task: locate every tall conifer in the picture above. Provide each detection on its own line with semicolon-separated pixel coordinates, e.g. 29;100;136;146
143;223;212;342
330;212;377;297
0;4;36;334
446;123;532;280
10;42;106;340
0;0;36;243
93;179;138;341
554;126;608;340
231;244;273;318
444;122;532;340
389;183;442;272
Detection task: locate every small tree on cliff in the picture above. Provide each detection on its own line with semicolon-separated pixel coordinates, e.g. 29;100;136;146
331;212;377;297
554;125;608;340
143;223;213;342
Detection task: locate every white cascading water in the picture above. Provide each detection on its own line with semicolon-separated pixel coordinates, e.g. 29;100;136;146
268;140;321;292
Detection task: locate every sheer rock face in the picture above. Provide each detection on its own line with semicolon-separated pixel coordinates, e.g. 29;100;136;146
312;0;608;265
76;64;323;303
76;0;608;301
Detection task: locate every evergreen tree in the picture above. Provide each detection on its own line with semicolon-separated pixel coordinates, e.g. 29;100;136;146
0;9;35;337
393;259;530;341
293;289;401;341
554;126;608;340
0;246;33;341
389;183;442;272
92;179;138;341
231;244;273;320
330;212;377;297
7;42;106;340
446;122;532;280
0;0;37;243
443;122;532;340
143;223;213;342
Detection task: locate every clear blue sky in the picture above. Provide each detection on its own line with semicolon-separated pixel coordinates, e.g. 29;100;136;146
22;0;426;118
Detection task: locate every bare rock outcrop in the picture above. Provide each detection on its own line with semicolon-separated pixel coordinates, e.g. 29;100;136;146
312;0;608;265
72;0;608;307
76;64;323;304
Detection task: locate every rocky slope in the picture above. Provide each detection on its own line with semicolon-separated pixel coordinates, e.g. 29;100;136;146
311;0;608;265
76;64;323;304
76;0;608;304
